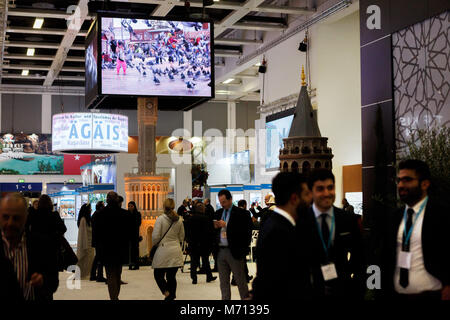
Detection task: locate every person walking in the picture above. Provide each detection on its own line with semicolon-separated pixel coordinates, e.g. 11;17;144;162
152;198;185;300
128;201;142;270
26;194;66;299
214;190;253;300
76;203;95;280
185;202;217;284
93;192;131;300
90;201;106;282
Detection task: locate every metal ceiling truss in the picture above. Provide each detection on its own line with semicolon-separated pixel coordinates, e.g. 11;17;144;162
43;0;89;86
0;0;9;83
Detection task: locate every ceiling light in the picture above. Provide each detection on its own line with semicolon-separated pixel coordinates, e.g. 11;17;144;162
27;48;35;56
33;18;44;29
213;0;220;2
216;90;229;94
223;78;234;84
255;62;261;67
22;70;29;76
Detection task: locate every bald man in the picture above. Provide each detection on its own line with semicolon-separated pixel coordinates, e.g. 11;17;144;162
0;193;58;301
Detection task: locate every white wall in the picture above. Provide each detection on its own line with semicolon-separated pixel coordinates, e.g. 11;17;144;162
310;9;362;206
256;3;362;206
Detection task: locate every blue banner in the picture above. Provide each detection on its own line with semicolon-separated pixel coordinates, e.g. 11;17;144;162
0;183;42;192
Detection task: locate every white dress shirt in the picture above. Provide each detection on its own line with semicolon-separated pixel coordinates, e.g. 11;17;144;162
272;206;296;227
394;196;443;294
312;203;335;244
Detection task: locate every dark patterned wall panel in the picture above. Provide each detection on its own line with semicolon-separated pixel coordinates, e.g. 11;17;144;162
393;11;450;155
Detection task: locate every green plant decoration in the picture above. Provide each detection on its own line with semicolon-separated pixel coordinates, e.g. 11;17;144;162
400;126;450;199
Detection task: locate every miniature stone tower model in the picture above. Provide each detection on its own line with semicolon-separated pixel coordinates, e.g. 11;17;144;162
279;66;334;173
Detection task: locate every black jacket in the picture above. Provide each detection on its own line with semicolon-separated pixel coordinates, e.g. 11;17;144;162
185;212;216;255
214;206;253;260
205;204;215;220
25;209;66;293
0;231;59;301
93;204;131;265
298;206;365;298
379;198;450;298
177;205;188;219
129;210;142;243
252;212;311;300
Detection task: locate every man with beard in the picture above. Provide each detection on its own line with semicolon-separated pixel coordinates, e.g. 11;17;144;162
251;172;312;300
379;160;450;300
301;169;365;299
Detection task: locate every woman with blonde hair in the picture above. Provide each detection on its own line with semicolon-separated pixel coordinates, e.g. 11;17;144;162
152;198;185;300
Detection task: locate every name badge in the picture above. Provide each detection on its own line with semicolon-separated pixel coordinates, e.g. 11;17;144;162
221;231;227;239
398;251;412;269
321;263;338;281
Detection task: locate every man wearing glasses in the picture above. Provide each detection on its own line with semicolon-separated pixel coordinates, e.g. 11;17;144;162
380;159;450;300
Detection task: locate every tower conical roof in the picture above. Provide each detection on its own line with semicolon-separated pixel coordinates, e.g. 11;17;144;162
288;84;321;137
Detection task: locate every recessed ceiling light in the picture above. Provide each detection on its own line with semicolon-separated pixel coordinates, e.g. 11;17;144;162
223;78;234;84
27;48;35;56
255;62;261;67
213;0;220;2
33;18;44;29
22;70;29;76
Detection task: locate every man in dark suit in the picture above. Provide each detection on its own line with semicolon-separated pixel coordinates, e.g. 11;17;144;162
185;202;217;284
91;201;106;282
379;159;450;300
299;169;365;298
0;193;58;301
93;191;131;300
252;172;312;300
214;189;253;300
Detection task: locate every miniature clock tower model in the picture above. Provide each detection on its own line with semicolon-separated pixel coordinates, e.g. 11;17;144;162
124;97;170;256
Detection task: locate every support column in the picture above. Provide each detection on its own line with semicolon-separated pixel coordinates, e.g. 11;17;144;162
227;101;236;130
42;94;52;134
137;98;158;175
183;110;192;137
227;101;237;153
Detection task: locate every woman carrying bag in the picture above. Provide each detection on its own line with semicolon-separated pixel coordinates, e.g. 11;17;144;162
152;198;185;300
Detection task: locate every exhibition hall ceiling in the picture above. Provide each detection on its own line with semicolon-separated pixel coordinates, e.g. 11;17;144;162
0;0;332;101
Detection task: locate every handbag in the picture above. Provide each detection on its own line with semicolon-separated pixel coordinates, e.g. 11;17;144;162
149;222;173;263
57;236;78;271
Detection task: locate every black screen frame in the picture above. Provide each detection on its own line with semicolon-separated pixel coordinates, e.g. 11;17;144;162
85;19;99;108
97;12;215;100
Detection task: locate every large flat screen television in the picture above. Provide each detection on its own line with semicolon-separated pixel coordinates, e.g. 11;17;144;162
265;109;295;171
207;150;251;186
99;16;213;98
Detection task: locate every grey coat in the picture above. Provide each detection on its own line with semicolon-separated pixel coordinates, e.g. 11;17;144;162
151;213;185;269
